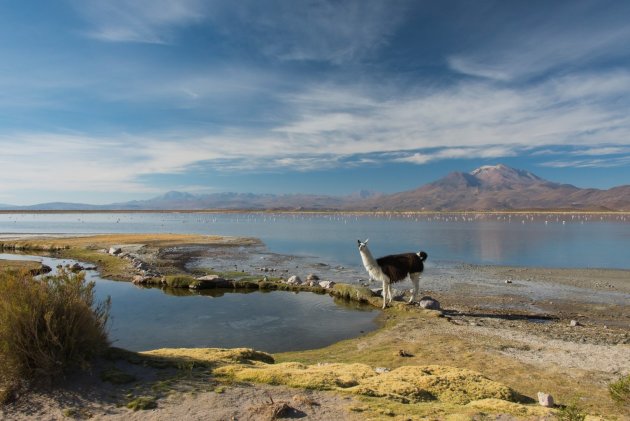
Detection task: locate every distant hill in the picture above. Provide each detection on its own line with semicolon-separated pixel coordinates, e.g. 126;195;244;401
358;164;630;211
1;164;628;211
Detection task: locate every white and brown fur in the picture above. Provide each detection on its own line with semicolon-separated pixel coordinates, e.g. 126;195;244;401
358;239;427;309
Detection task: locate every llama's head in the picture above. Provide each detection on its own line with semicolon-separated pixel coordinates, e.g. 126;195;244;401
357;239;369;251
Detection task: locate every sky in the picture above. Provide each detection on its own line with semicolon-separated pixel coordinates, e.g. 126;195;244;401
1;0;630;205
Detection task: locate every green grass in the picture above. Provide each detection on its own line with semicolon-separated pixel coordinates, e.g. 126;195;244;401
126;395;157;411
0;268;110;401
609;374;630;406
163;274;196;288
100;368;137;385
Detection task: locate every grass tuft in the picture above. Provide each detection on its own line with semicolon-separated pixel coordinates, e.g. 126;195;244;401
126;395;157;411
609;374;630;406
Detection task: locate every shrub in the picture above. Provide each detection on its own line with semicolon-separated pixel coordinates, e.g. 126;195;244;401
0;268;110;396
609;374;630;405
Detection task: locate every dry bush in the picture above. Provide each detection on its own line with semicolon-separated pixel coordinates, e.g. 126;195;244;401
0;268;110;400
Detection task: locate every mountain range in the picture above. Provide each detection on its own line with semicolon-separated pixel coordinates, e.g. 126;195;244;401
2;164;629;211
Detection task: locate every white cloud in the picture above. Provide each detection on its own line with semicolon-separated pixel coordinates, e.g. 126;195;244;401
73;0;205;44
2;67;630;199
541;156;630;168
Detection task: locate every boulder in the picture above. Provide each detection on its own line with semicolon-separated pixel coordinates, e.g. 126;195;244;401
418;296;441;310
318;280;336;289
306;273;320;281
108;247;122;255
196;274;222;281
286;275;302;285
189;277;230;289
537;392;554;407
69;263;84;273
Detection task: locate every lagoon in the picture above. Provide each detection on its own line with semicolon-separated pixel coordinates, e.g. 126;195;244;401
0;253;378;352
1;211;629;269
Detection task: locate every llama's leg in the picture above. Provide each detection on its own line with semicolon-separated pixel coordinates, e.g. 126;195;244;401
409;273;420;304
387;283;393;305
381;280;387;309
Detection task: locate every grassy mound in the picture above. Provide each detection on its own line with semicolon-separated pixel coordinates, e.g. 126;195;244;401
140;347;275;366
212;359;517;405
0;269;110;402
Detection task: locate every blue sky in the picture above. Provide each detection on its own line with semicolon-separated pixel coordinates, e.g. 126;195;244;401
1;0;630;205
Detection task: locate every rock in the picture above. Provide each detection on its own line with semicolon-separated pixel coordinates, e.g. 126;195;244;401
306;273;320;281
306;280;319;287
418;296;441;310
196;274;222;281
69;263;84;272
132;275;145;284
286;275;302;285
39;264;52;274
189;277;230;289
108;247;122;255
397;349;413;357
569;320;581;327
505;279;513;284
374;367;390;374
318;280;335;289
537;392;554;407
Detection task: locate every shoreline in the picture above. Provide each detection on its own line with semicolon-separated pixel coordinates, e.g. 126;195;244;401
2;209;630;215
1;233;629;419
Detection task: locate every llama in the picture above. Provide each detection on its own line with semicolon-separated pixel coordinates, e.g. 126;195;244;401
357;239;427;309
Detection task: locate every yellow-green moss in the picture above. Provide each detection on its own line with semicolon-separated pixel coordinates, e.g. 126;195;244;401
466;399;552;417
140;347;274;367
215;362;376;390
126;395;157;411
213;358;517;406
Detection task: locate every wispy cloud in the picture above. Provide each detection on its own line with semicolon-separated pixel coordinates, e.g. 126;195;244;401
541;156;630;168
447;1;630;81
2;65;629;198
206;0;408;64
73;0;205;44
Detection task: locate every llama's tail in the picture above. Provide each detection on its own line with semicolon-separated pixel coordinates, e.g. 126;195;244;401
417;251;428;261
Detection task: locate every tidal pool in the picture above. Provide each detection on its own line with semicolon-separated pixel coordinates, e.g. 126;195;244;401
0;253;379;353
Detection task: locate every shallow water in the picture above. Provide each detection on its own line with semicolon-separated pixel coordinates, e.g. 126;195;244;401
0;253;378;352
1;212;629;269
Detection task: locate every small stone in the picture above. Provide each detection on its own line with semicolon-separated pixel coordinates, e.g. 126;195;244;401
505;279;512;284
306;273;320;281
537;392;554;407
318;280;335;289
418;296;441;310
196;274;222;281
570;320;581;327
374;367;390;374
286;275;302;285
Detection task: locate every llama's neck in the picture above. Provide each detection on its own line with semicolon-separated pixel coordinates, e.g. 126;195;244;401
360;246;387;281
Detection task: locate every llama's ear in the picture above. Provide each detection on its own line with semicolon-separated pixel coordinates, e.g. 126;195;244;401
357;239;361;245
365;238;369;244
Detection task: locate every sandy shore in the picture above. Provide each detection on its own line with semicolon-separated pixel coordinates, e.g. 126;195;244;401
1;235;628;420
